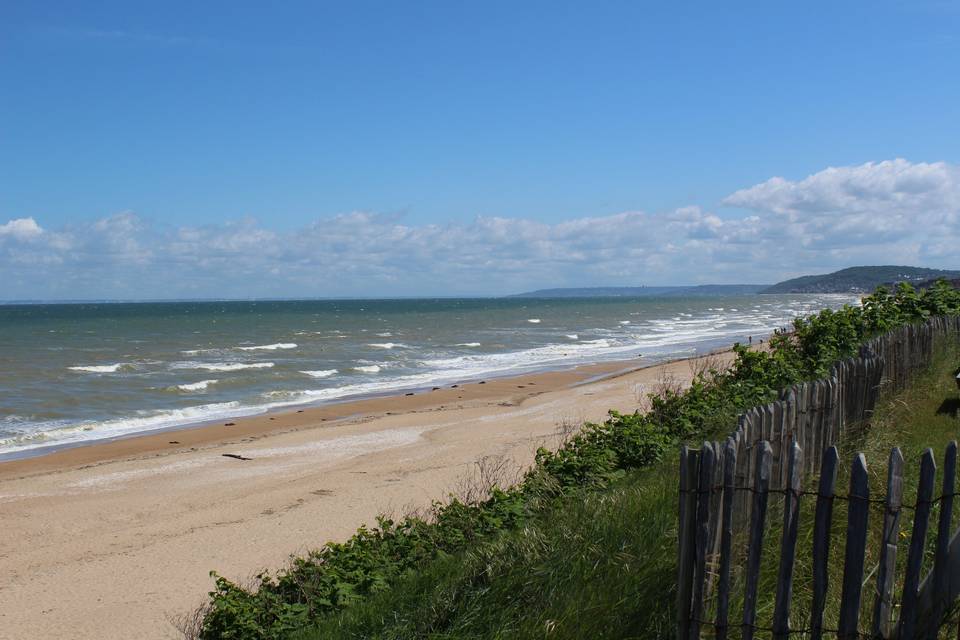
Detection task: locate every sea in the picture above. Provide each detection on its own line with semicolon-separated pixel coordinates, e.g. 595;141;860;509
0;294;858;459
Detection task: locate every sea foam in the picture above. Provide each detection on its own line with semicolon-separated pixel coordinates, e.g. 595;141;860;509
173;361;275;372
0;401;254;457
354;365;382;373
177;379;219;392
238;343;297;351
301;369;338;378
68;363;127;373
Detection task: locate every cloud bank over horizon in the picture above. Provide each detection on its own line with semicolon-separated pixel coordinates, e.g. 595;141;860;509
3;159;958;300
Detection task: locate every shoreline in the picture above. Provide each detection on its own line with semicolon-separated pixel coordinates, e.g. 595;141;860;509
0;346;738;639
0;347;719;479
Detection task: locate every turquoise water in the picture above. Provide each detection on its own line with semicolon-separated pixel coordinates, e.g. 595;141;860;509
0;295;856;458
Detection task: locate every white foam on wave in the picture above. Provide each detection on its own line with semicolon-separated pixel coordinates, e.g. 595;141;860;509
256;337;640;413
68;363;128;373
367;343;407;349
375;332;393;337
565;334;579;340
527;318;541;324
619;320;631;325
0;401;257;457
177;379;218;392
354;365;382;373
301;369;338;378
238;343;297;351
172;361;275;372
456;342;482;347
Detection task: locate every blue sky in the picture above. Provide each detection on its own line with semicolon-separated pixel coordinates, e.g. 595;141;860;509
1;1;959;299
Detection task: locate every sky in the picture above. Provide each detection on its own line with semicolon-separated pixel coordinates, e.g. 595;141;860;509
1;1;959;299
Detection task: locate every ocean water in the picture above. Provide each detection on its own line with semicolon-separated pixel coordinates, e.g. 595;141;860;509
0;295;857;458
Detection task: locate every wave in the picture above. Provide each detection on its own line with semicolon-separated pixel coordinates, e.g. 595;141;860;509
176;379;218;392
565;334;579;340
375;332;393;337
527;318;541;323
0;401;253;457
354;365;381;373
367;343;407;349
172;361;275;372
301;369;338;378
68;363;128;373
456;342;481;347
237;343;297;351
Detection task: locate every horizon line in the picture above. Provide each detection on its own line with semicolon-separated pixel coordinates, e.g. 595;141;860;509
0;284;776;305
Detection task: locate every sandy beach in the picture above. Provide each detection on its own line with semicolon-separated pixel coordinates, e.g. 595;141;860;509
0;350;732;639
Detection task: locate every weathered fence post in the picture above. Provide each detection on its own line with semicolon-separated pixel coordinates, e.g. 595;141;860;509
742;442;773;640
715;437;737;640
898;449;936;640
872;447;904;638
839;453;869;639
810;446;839;640
677;446;699;640
689;442;715;639
772;441;803;639
930;442;958;630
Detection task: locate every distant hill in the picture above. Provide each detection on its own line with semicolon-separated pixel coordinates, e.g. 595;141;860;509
508;284;767;298
761;266;960;294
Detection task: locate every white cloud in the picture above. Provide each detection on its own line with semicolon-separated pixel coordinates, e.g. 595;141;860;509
2;159;958;299
723;159;960;219
0;217;44;240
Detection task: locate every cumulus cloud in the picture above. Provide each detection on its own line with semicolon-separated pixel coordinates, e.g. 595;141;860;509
724;160;960;217
2;159;958;299
722;159;960;259
0;218;44;240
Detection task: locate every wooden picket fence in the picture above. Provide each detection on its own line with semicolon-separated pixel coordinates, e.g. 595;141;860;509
676;315;960;639
678;441;960;639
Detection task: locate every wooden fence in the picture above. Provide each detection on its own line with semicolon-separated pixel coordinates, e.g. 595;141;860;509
676;315;960;639
678;441;960;639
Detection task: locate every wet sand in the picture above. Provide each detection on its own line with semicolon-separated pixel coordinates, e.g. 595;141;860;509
0;350;733;639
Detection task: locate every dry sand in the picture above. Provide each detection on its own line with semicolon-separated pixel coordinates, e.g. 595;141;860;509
0;351;733;639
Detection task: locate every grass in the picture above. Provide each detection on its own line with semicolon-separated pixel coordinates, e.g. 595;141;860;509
292;339;960;640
